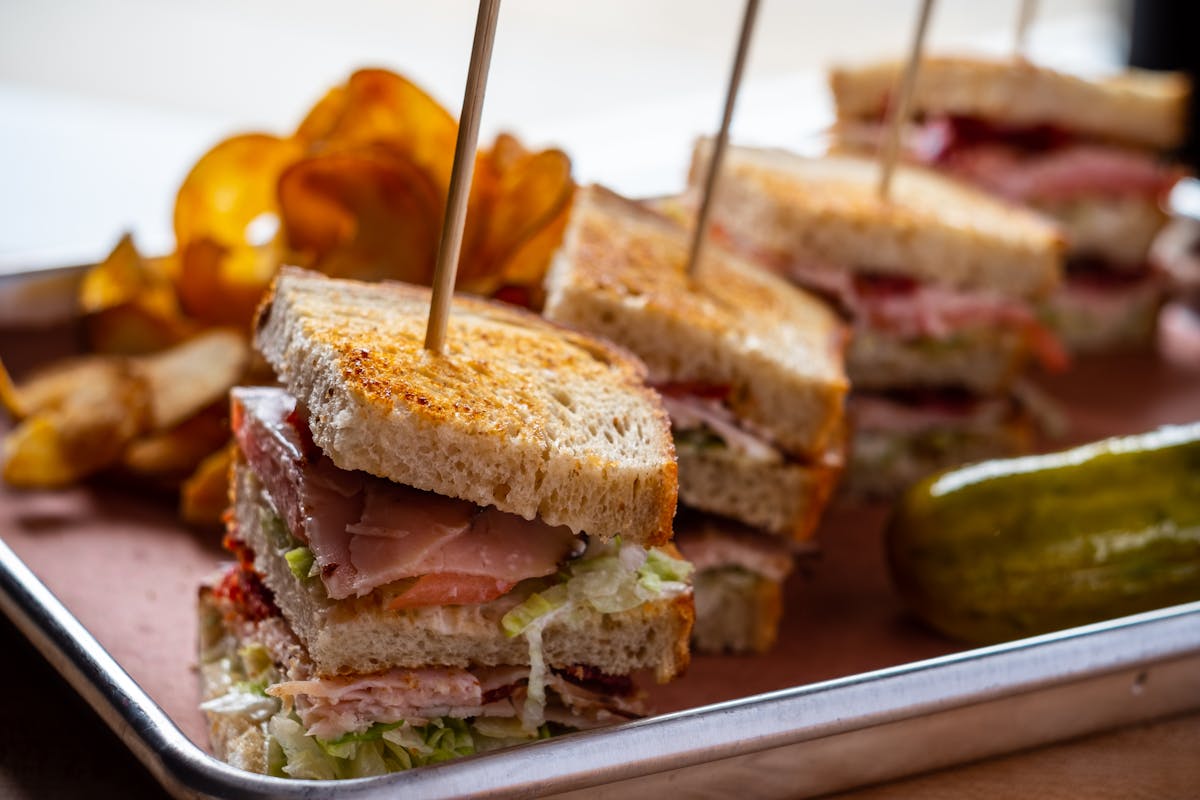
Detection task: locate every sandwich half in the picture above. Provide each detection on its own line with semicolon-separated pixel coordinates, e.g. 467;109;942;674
544;185;848;651
199;268;694;779
829;55;1189;352
688;143;1064;495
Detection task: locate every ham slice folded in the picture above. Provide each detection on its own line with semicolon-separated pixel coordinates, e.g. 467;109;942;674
658;393;781;463
231;387;581;600
890;115;1181;203
941;143;1179;204
675;525;794;582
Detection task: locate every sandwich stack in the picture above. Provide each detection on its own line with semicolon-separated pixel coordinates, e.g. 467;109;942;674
830;55;1190;353
198;268;694;778
544;185;848;652
688;142;1066;495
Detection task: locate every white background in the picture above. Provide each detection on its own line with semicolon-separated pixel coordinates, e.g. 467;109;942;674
0;0;1121;273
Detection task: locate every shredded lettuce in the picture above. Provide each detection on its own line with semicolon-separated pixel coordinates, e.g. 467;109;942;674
271;714;338;780
199;683;278;720
269;714;478;780
500;583;569;637
284;546;316;580
496;540;693;730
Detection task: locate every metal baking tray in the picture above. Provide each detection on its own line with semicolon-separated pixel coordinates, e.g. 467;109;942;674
1;263;1199;798
4;539;1199;799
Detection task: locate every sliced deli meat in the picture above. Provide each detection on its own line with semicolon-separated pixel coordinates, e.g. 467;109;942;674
231;387;581;601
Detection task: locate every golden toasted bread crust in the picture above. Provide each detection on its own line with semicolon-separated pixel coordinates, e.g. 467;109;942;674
830;55;1190;150
544;185;848;460
255;268;677;545
694;143;1064;299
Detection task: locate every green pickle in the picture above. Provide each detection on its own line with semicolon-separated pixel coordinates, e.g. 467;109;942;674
887;422;1200;644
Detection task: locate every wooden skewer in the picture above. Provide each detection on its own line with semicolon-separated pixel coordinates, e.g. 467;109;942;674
877;0;935;202
1014;0;1037;60
685;0;761;278
424;0;503;353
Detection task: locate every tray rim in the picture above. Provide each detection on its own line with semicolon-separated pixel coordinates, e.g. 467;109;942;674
4;535;1200;800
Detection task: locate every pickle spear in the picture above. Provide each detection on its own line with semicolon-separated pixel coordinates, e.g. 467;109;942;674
887;422;1200;644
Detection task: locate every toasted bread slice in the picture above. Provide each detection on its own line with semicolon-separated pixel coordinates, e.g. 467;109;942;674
830;55;1190;150
848;325;1029;394
1041;272;1166;354
1037;195;1169;266
235;464;693;681
255;268;676;545
692;143;1064;300
675;440;840;541
544;185;848;461
675;517;795;654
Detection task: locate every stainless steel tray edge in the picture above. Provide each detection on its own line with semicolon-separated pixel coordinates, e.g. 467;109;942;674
4;536;1199;800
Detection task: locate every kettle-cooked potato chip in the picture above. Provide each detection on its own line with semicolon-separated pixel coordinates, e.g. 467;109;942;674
180;442;235;527
299;69;458;190
80;237;194;354
278;148;443;284
2;360;151;488
174;133;303;327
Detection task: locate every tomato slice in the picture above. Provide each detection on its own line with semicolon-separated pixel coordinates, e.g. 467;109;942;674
385;573;516;610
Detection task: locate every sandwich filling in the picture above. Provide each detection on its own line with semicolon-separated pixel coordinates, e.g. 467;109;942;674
233;387;584;606
674;517;799;654
838;114;1178;334
847;388;1033;495
838;115;1180;206
200;567;644;780
712;234;1068;375
211;387;691;775
656;382;842;468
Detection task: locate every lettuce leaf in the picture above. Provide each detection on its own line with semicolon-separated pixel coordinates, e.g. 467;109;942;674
269;714;479;779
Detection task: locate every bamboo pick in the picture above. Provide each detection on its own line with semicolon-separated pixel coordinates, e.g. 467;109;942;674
877;0;935;202
425;0;503;353
685;0;761;278
1014;0;1037;60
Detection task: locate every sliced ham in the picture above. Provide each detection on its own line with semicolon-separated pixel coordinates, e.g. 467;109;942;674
675;525;794;582
850;391;1013;435
850;275;1069;372
269;666;485;739
658;393;781;463
264;658;642;738
853;115;1183;203
942;143;1180;204
231;387;581;601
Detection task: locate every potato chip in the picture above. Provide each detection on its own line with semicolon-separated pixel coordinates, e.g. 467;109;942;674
0;358;25;419
175;133;303;249
180;442;235;527
123;403;230;481
303;69;458;190
175;237;277;328
294;86;347;148
136;329;249;431
80;236;194;354
278;148;442;284
174;133;303;327
2;361;151;488
458;143;573;301
85;299;197;356
79;233;144;312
